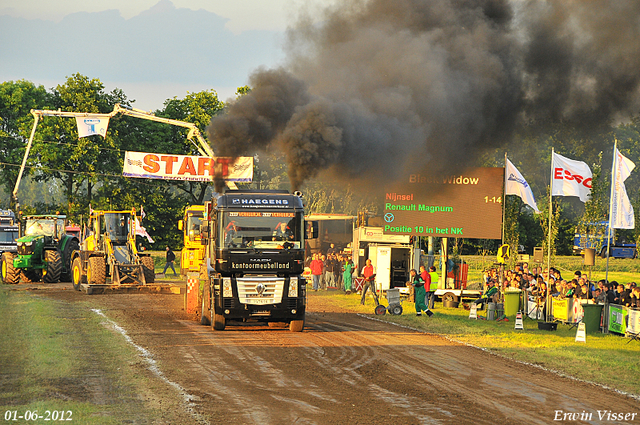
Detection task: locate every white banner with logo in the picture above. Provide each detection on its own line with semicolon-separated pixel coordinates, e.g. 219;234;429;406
551;152;592;203
611;148;635;229
505;158;540;213
122;151;253;182
75;116;110;138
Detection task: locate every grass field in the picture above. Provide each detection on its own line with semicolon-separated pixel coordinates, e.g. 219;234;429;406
0;288;184;424
318;289;640;397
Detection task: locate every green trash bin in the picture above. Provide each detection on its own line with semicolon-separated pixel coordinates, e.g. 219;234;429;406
503;290;522;317
581;303;603;334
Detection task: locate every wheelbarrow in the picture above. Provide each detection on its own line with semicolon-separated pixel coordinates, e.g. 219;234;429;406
374;288;403;316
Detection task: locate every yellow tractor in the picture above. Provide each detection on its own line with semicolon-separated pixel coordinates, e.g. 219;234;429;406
70;209;155;289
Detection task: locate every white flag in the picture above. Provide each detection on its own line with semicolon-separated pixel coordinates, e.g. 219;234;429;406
75;116;109;138
505;159;540;213
611;148;635;229
134;217;155;243
551;152;592;203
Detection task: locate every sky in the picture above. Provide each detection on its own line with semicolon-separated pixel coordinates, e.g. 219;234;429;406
0;0;336;110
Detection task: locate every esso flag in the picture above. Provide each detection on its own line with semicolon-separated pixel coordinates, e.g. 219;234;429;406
551;152;592;203
122;151;253;182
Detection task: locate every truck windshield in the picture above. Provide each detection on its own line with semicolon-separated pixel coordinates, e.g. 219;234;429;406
104;213;131;244
219;211;303;249
186;213;203;238
0;230;18;242
25;219;57;237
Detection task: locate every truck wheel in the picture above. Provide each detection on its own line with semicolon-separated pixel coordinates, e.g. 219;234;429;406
141;256;155;283
87;257;106;285
60;239;79;282
289;318;305;332
213;313;226;331
442;292;459;303
71;257;84;291
1;253;19;284
43;250;63;283
200;285;211;326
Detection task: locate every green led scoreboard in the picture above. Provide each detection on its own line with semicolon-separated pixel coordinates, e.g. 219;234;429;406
383;167;504;240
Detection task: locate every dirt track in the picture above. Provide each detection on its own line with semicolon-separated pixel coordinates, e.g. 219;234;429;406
15;282;640;424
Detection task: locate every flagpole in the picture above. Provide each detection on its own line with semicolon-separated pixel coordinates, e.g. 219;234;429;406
605;139;617;283
546;148;554;321
502;152;507;244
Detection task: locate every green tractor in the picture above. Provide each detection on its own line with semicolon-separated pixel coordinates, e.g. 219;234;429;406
1;215;79;284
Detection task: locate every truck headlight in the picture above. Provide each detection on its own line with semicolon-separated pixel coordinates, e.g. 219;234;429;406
223;277;233;297
289;276;298;298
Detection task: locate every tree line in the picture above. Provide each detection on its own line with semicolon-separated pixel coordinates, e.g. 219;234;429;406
2;73;640;254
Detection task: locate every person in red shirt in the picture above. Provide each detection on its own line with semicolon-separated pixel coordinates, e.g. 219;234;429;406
360;259;377;305
310;253;323;291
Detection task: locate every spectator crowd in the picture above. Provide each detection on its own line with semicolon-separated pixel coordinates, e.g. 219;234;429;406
481;263;640;310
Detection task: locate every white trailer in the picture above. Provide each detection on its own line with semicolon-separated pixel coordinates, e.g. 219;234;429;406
352;226;420;292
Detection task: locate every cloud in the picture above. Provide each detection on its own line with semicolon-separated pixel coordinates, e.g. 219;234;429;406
0;1;283;107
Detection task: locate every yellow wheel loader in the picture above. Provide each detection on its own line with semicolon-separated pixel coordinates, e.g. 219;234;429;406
70;209;155;290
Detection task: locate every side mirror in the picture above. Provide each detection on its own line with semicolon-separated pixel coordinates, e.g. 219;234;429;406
200;223;209;245
307;221;318;239
178;220;183;231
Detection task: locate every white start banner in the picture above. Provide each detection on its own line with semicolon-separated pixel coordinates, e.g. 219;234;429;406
551;152;592;203
75;116;110;138
122;151;253;182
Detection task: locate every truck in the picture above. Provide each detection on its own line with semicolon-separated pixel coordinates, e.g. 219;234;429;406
178;205;206;276
2;215;79;284
0;210;19;283
305;213;356;255
573;221;636;259
199;190;308;332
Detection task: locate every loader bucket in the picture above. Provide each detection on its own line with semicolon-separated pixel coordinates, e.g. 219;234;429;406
112;264;147;285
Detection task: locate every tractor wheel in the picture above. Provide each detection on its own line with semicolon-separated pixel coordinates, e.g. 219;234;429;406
71;257;84;291
141;256;155;283
87;257;107;285
60;239;80;282
20;269;41;283
289;318;305;332
1;253;19;284
43;250;63;283
213;313;226;331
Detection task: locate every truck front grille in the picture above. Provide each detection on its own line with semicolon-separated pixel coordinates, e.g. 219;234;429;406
236;277;284;305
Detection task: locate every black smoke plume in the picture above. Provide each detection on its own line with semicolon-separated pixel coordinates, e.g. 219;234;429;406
208;0;640;190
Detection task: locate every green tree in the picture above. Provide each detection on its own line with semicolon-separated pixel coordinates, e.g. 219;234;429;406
27;74;130;217
151;90;225;204
0;80;52;204
576;152;608;253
